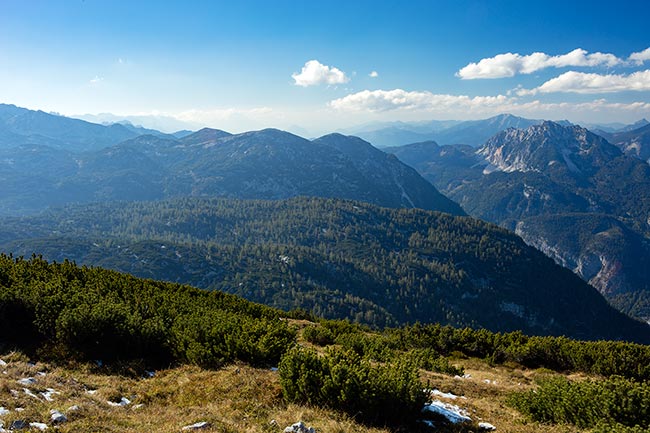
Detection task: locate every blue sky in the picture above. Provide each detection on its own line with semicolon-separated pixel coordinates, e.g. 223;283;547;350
1;0;649;133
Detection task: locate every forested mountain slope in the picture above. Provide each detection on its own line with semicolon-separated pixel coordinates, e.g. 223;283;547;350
2;197;647;343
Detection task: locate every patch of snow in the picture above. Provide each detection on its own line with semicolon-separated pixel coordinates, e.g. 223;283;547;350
182;421;211;430
426;389;460;400
24;388;40;400
107;397;131;407
0;360;6;366
85;389;98;395
144;370;155;378
29;422;48;431
132;404;145;410
41;388;60;401
17;377;37;385
479;421;497;431
36;371;47;376
50;410;67;424
283;421;316;433
0;407;9;416
67;405;80;412
422;400;472;424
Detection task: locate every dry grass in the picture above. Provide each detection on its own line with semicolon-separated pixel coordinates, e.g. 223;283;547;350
0;349;590;433
0;351;392;433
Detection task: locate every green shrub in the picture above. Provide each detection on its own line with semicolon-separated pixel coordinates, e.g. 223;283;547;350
508;375;650;429
302;325;334;346
406;348;464;376
279;346;427;427
0;255;295;367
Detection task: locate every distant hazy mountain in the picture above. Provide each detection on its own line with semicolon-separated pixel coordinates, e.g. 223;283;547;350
0;104;139;152
351;114;542;148
585;118;649;133
2;197;646;342
73;112;201;134
388;122;650;322
594;123;650;164
0;124;463;216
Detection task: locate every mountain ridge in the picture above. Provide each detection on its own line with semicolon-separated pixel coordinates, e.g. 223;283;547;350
387;121;650;322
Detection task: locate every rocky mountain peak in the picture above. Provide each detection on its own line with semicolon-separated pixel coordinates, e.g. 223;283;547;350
478;121;620;174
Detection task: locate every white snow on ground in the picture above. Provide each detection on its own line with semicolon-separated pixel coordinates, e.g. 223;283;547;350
182;421;210;430
0;360;6;366
425;389;464;400
29;422;48;430
17;377;37;385
24;388;40;400
50;410;67;423
479;421;497;430
422;400;472;424
0;407;9;416
107;397;131;407
41;388;60;401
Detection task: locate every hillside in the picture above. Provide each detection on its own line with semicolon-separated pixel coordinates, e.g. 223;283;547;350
0;120;463;216
1;255;650;432
0;104;141;152
596;123;650;164
388;122;650;322
1;196;647;343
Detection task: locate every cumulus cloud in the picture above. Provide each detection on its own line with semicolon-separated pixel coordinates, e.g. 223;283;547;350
327;88;650;120
518;70;650;95
329;89;513;112
369;71;379;78
457;48;623;79
630;48;650;65
292;60;350;87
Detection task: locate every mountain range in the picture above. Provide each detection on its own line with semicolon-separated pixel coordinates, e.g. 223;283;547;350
347;114;563;148
594;123;650;165
388;122;650;322
0;104;462;216
2;103;649;336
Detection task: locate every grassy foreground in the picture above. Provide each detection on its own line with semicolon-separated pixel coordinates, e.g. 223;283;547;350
0;323;596;433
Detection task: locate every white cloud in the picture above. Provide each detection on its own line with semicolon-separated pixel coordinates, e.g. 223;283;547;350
630;48;650;65
292;60;350;87
329;89;513;112
369;71;379;78
457;48;623;79
328;89;650;121
176;107;274;123
89;76;104;84
519;70;650;95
